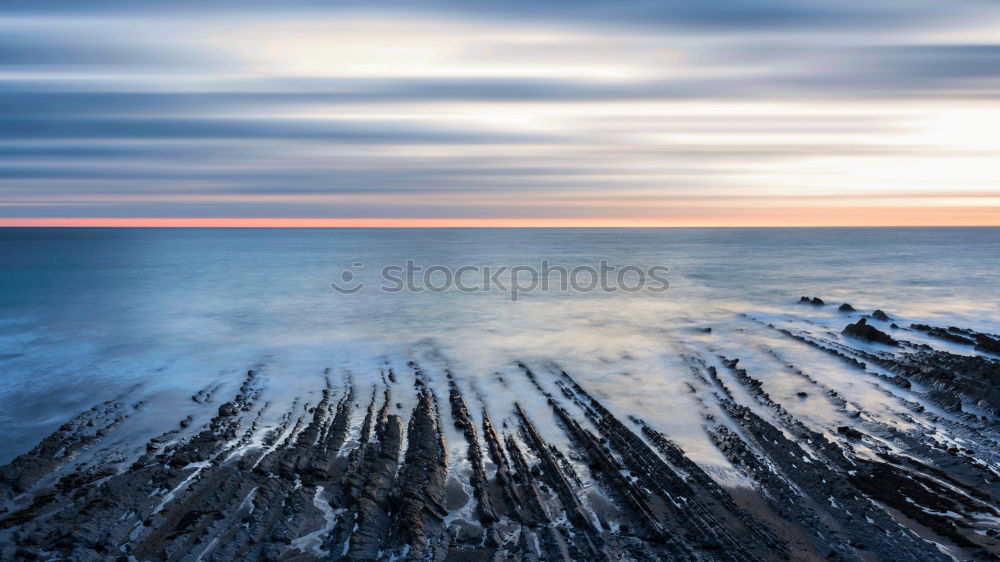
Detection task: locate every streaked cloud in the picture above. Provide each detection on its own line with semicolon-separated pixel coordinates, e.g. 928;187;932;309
1;1;999;225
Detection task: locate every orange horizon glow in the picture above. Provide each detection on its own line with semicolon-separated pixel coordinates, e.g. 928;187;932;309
2;209;998;228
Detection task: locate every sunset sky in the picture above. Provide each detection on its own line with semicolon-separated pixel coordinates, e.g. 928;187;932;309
2;0;999;226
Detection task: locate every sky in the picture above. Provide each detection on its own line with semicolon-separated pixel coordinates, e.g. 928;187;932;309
1;0;999;226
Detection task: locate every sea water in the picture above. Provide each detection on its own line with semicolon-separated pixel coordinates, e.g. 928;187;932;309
1;227;997;465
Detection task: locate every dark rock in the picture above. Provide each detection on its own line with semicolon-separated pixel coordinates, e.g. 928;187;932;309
842;318;898;346
811;297;824;305
838;303;855;312
391;388;449;559
849;457;999;551
925;389;962;413
218;402;238;417
711;402;946;561
871;309;891;321
910;324;975;346
938;325;1000;354
445;373;499;533
4;349;992;561
836;426;863;439
853;347;1000;416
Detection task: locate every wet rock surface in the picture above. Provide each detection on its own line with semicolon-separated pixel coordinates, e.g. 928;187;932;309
913;323;1000;355
1;302;999;560
842;317;899;346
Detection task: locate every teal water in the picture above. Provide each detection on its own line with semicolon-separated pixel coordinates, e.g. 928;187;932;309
1;227;998;463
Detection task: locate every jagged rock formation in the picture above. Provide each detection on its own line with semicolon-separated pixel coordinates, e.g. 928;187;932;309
912;323;1000;355
842;317;899;345
1;301;998;560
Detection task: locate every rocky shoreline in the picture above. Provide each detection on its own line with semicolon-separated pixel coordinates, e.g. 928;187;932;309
1;298;998;560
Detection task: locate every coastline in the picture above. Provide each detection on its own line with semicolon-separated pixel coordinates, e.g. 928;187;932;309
1;299;997;560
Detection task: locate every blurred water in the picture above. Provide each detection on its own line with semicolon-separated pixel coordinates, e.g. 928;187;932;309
0;227;997;464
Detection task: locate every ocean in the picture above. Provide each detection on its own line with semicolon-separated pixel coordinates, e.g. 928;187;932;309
1;227;998;466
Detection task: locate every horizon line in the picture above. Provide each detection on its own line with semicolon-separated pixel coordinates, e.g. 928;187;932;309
1;218;999;228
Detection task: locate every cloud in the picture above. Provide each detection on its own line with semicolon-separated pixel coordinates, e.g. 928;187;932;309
3;0;992;31
0;5;998;224
0;117;559;145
